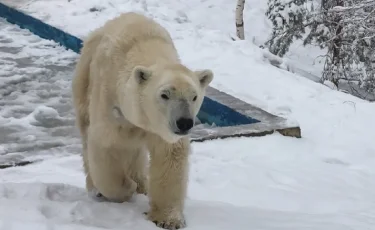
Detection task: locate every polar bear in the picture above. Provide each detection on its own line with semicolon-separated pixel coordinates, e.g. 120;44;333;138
71;12;213;229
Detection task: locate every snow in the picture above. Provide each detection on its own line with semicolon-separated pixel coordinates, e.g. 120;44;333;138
1;0;375;229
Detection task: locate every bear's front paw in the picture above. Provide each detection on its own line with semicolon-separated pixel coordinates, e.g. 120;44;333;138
145;210;186;230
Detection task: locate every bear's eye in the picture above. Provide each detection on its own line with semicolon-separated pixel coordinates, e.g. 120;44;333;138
161;94;169;100
193;96;197;101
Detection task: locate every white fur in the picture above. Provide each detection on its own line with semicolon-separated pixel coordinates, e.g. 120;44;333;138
71;12;213;229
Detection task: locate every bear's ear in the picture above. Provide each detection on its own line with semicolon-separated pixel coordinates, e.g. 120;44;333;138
133;66;152;84
195;69;214;88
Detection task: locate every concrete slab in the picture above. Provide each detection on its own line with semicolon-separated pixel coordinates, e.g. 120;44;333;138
190;87;301;142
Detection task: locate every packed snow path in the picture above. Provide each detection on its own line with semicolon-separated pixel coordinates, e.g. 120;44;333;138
1;16;375;230
0;18;80;165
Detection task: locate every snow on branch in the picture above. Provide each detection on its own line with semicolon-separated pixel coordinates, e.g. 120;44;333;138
329;1;375;13
265;0;375;101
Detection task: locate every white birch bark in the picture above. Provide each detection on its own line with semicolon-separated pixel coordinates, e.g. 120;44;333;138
236;0;246;40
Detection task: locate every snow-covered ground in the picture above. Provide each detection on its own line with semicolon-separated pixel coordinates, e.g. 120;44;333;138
1;0;375;229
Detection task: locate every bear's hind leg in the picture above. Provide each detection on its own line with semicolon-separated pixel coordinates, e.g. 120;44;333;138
82;143;95;192
129;147;148;195
88;144;137;203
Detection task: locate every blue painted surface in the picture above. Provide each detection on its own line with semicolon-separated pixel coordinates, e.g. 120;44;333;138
198;97;259;126
0;2;260;127
0;2;82;53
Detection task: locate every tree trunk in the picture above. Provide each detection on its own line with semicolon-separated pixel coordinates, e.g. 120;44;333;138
331;0;344;68
321;0;344;86
236;0;246;40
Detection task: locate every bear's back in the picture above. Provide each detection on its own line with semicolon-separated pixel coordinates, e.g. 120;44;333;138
99;12;175;53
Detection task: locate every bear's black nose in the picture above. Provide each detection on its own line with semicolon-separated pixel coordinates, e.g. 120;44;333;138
176;118;194;132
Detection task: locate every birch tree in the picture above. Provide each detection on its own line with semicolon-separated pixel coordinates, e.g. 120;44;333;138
236;0;246;40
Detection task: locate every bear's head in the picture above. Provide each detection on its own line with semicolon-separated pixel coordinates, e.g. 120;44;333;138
122;63;213;143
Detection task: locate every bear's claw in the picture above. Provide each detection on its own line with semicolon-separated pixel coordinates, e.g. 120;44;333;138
89;188;133;203
153;220;186;230
144;211;186;230
96;192;103;198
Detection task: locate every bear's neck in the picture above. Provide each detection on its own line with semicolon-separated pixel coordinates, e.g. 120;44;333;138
129;39;180;66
